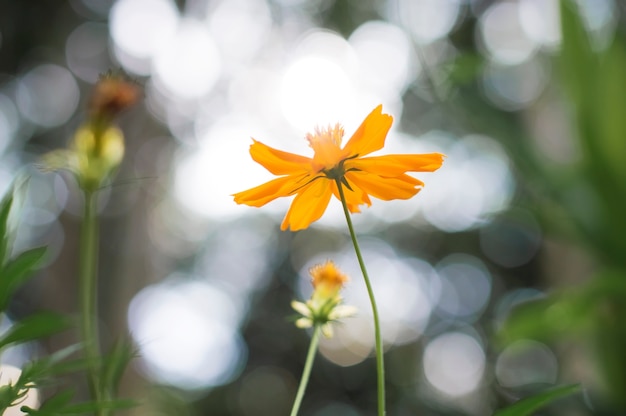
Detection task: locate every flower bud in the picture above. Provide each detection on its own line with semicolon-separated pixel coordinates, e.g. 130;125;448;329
292;261;356;337
89;71;140;122
71;123;125;191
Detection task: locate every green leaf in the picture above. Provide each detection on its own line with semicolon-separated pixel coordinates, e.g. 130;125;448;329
0;382;27;413
495;384;581;416
24;389;74;414
22;397;136;415
447;53;484;85
0;313;69;350
497;292;592;346
60;399;137;414
0;246;48;311
594;41;626;183
101;338;137;394
20;344;86;383
558;0;595;108
0;188;14;268
498;271;626;346
0;176;28;269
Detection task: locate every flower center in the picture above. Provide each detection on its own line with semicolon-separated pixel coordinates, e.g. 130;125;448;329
306;124;344;148
310;261;349;300
306;124;345;172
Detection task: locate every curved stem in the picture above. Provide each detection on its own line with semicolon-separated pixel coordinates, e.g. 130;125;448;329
335;180;385;416
290;325;322;416
80;190;104;415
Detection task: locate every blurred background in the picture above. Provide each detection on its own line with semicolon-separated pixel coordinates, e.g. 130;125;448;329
1;0;626;414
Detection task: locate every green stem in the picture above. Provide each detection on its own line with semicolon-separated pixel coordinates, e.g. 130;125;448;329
80;190;104;415
290;325;322;416
335;180;385;416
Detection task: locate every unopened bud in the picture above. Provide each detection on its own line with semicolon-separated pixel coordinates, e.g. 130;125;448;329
89;71;140;121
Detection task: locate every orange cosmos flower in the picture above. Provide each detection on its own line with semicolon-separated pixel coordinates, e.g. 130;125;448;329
233;105;445;231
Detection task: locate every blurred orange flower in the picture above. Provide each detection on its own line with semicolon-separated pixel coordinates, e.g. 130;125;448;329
233;105;445;231
291;260;356;338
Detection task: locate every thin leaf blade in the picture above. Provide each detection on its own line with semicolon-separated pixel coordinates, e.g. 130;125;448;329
0;313;70;350
495;384;582;416
0;246;48;311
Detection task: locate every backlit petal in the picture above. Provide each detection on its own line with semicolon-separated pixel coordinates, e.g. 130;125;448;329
349;153;445;176
346;171;424;201
233;174;306;207
250;139;311;175
296;317;313;328
342;104;393;158
321;323;334;338
291;300;312;317
328;305;358;320
281;178;333;231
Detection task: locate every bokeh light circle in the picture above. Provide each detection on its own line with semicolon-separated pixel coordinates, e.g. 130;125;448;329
16;65;80;128
128;279;246;389
496;340;558;387
65;22;110;83
482;58;550;111
423;331;485;396
349;21;415;96
152;20;221;99
434;254;492;321
280;55;354;131
420;134;514;232
386;0;462;44
208;0;272;62
480;209;542;268
478;1;537;65
109;0;179;63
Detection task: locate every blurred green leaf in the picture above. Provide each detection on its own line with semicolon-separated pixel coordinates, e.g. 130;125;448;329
101;338;136;395
23;395;136;415
559;0;594;108
0;176;28;269
147;386;193;416
60;399;136;414
20;344;86;384
0;246;48;312
0;381;28;414
0;188;14;268
446;53;484;85
594;41;626;184
23;389;74;414
495;384;581;416
498;271;626;345
498;292;592;346
557;0;626;264
0;313;69;350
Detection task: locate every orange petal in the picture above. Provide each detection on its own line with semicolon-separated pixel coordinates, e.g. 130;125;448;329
250;139;311;175
342;105;393;158
281;178;332;231
233;174;305;207
349;153;445;176
346;171;424;201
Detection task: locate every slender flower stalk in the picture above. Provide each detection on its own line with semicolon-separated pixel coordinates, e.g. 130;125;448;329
289;325;322;416
79;190;105;416
336;180;385;416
